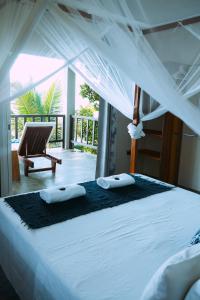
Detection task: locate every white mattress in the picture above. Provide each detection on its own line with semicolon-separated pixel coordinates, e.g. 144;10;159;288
0;176;200;300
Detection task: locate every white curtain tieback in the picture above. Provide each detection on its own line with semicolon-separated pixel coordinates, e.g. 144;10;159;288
127;122;145;139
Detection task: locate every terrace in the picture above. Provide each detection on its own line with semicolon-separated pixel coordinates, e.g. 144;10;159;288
11;114;98;195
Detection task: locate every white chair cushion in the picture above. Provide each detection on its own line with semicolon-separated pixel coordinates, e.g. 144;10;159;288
141;244;200;300
184;279;200;300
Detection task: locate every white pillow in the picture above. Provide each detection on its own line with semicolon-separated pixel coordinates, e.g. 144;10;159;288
141;244;200;300
184;279;200;300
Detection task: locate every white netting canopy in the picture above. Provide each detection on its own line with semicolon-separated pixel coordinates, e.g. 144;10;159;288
0;0;200;135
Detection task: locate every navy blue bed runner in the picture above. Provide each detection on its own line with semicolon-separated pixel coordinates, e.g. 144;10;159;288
4;175;172;229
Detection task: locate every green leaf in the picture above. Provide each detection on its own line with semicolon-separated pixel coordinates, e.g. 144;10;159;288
34;92;44;114
15;90;42;114
43;82;61;114
14;82;61;115
80;83;100;111
77;105;94;117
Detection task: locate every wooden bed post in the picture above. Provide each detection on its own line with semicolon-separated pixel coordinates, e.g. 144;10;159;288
129;85;141;173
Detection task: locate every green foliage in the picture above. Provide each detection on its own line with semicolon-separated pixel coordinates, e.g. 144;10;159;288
73;118;98;149
74;84;99;153
43;82;61;114
15;90;43;115
12;82;62;148
80;83;100;111
15;82;62;115
74;145;97;155
77;105;95;117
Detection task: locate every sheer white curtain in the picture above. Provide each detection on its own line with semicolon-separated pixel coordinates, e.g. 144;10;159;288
177;24;200;99
0;0;68;103
0;0;47;85
0;1;134;121
0;0;200;135
58;1;200;134
36;7;134;118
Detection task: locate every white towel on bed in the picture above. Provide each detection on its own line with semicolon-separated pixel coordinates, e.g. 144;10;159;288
97;173;135;189
40;184;86;204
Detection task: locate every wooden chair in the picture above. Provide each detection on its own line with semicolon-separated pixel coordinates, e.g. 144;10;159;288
18;122;62;176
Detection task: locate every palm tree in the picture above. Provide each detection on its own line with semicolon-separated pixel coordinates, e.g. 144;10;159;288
15;82;62;115
12;82;62;144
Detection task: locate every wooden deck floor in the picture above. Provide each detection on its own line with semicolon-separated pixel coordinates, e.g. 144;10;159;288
11;149;97;195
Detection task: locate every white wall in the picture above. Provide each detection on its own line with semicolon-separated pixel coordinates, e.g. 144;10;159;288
0;76;12;196
65;68;75;149
129;0;200;28
178;93;200;192
146;24;200;66
178;124;200;191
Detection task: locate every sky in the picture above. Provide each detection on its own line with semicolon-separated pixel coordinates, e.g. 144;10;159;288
10;53;89;112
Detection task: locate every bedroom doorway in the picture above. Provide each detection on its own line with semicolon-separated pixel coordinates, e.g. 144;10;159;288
9;62;98;196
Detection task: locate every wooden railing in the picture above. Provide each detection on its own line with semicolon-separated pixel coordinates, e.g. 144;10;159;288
70;115;98;149
11;114;66;148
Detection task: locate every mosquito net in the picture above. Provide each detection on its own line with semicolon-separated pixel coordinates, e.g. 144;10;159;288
0;0;200;135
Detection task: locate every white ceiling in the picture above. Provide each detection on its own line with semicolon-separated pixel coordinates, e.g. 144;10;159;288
127;0;200;28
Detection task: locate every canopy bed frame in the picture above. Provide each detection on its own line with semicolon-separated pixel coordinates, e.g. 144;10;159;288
0;1;200;300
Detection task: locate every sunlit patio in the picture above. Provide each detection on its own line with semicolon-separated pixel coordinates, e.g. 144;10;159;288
11;148;97;195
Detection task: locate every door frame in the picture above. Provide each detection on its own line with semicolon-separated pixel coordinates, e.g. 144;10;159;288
0;84;12;196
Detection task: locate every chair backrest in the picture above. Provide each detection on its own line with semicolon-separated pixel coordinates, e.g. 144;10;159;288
18;122;55;156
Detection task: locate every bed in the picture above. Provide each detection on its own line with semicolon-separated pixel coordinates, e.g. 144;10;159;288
0;175;200;300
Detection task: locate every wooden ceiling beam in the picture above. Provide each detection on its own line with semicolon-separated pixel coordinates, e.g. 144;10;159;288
58;3;200;35
143;15;200;35
58;3;94;20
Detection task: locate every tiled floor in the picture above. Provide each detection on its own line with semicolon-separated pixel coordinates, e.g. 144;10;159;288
11;149;97;195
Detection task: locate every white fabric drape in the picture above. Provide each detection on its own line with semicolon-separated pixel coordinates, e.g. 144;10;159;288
0;0;47;85
36;7;134;118
0;0;200;134
60;2;200;133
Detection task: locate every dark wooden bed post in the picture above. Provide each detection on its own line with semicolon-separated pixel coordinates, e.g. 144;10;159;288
129;85;141;173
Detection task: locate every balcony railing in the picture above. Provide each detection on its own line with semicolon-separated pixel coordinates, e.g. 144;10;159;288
11;114;98;150
70;115;98;150
11;114;66;148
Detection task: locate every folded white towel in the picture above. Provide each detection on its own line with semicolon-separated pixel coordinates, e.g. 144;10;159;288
40;184;86;204
97;173;135;189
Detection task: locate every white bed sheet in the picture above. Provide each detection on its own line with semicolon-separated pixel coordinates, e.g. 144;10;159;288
0;176;200;300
